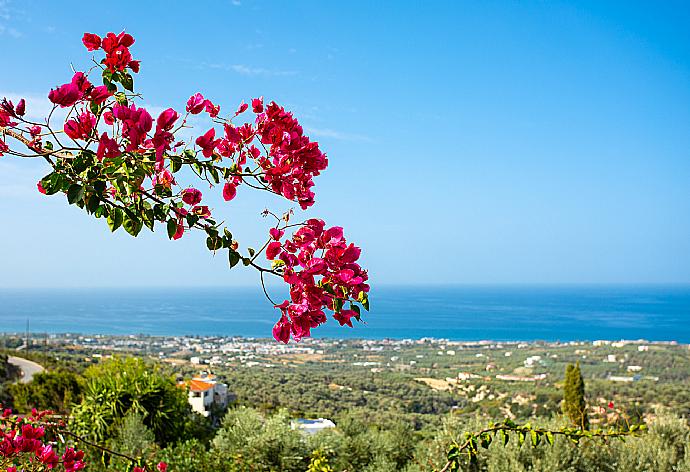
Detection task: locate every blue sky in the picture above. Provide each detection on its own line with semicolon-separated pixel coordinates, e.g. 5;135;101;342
1;0;689;287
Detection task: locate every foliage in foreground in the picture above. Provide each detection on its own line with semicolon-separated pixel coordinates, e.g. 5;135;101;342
69;357;193;446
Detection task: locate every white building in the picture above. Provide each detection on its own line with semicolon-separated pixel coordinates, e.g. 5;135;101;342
180;373;229;417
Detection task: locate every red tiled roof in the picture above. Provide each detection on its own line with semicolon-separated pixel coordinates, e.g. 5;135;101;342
188;379;214;392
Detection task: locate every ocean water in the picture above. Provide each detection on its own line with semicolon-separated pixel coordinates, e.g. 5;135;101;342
0;285;689;343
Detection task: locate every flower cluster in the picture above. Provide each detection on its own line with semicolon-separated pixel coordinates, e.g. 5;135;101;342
0;407;85;472
1;31;369;342
83;31;140;73
270;219;369;343
256;102;328;209
48;71;112;109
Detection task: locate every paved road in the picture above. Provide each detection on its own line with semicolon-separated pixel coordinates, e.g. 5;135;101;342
8;356;45;383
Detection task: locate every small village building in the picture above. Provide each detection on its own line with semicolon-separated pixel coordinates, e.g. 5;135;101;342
180;373;229;417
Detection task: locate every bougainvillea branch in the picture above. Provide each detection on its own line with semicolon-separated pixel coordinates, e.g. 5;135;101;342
0;31;370;343
437;419;647;472
0;407;166;472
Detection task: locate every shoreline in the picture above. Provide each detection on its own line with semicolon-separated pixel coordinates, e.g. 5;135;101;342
2;332;686;348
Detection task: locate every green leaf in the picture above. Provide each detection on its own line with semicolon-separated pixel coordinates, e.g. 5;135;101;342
223;228;233;240
120;73;134;92
361;294;370;311
530;430;539;447
123;215;142;237
545;431;554;445
67;184;84;204
170;156;182;173
93;180;107;194
247;247;256;257
90;100;101;115
228;250;240;268
242;257;251;266
143;209;155;231
41;173;62;195
167;219;178;239
206;236;222;251
86;194;100;214
208;166;220;184
186;214;199;228
480;433;492;449
500;430;509;446
107;208;123;232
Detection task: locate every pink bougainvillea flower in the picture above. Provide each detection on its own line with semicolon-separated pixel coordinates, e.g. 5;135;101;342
82;33;102;51
103;111;115;125
269;228;284;240
235;101;248;115
205;100;220;118
64;112;97;140
96;132;120;161
0;107;15;127
222;182;237;201
181;187;202;206
191;205;211;218
157;462;168;472
128;60;141;73
608;401;614;409
29;125;41;137
102;31;135;72
37;444;59;468
113;104;153;150
0;140;8;157
102;31;135;50
186;93;206;114
156;108;179;131
272;314;291;343
88;85;112;104
15;98;25;116
62;447;85;472
196;128;217;158
105;46;132;72
252;96;264;113
71;72;92;94
48;82;81;107
333;309;356;327
173;221;185;240
266;241;282;260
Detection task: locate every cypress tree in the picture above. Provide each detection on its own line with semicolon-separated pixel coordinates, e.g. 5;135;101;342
563;361;589;429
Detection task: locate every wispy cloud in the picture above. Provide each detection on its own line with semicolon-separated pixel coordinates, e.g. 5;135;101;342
203;62;298;77
0;0;21;38
305;127;372;143
0;91;68;123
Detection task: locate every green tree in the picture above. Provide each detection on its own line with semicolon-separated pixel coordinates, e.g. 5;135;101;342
563;362;589;430
9;369;82;413
70;357;192;446
210;407;309;471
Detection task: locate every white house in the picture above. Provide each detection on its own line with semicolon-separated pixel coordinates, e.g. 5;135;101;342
180;373;229;417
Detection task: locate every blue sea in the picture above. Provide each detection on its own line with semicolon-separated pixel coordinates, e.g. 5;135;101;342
1;285;689;343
